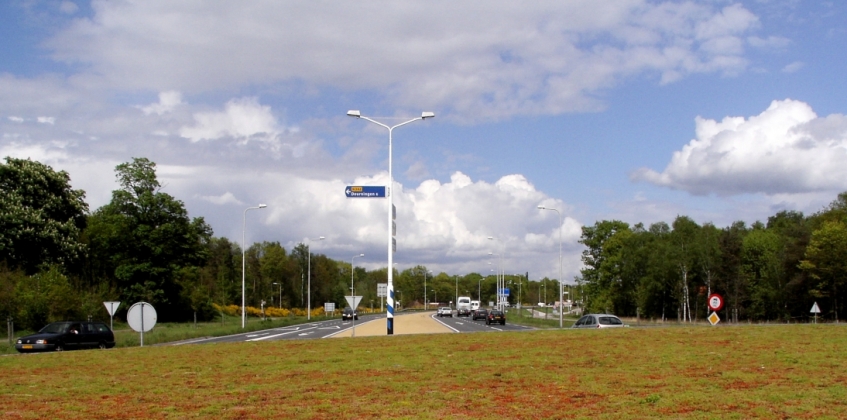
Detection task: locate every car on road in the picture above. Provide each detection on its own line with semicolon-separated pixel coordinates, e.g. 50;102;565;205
342;306;358;321
15;321;115;353
437;307;453;317
472;308;488;321
572;314;625;329
485;309;506;325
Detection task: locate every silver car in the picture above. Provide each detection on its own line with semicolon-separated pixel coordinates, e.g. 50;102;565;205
572;314;625;329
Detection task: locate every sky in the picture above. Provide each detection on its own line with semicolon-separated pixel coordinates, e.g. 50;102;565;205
2;0;847;285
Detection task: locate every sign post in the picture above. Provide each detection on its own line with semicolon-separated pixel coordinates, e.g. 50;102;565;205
811;302;821;324
127;302;157;347
707;293;724;326
103;301;121;332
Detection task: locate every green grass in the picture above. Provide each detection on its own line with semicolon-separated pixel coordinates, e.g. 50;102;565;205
4;324;847;418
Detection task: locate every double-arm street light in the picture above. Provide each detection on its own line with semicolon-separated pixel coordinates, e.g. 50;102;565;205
306;236;325;320
347;110;434;335
538;206;563;328
242;204;267;329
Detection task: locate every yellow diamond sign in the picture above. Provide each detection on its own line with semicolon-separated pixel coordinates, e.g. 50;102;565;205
708;311;720;326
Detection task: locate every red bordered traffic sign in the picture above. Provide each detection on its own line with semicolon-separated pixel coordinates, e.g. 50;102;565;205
707;293;724;311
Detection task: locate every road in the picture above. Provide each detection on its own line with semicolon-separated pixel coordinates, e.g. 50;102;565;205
171;311;532;346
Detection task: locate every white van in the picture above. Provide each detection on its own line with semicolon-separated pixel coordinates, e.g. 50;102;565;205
470;300;480;311
456;296;472;317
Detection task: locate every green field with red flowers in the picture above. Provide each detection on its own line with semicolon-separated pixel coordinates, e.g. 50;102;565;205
2;325;846;419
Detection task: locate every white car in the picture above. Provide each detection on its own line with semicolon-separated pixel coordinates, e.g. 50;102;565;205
437;307;453;317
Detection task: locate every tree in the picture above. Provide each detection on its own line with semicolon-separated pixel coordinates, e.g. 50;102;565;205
87;158;212;321
800;220;847;322
0;157;88;274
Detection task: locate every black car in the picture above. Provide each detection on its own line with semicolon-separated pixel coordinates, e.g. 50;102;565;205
472;308;489;321
16;321;115;353
342;307;358;321
485;310;506;325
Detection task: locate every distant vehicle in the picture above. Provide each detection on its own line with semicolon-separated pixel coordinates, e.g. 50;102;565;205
437;307;453;317
456;296;472;317
472;308;489;321
470;300;480;312
485;310;506;325
572;314;625;329
16;321;115;352
342;307;358;321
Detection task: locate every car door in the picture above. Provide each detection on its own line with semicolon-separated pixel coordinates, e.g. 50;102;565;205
65;323;84;349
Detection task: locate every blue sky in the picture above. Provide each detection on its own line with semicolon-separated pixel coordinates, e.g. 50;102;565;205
2;1;847;283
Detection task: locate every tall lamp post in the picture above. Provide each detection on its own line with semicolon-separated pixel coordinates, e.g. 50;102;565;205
351;253;364;337
242;204;267;329
538;205;563;328
488;236;505;311
347;110;434;335
272;282;282;309
305;236;325;320
424;269;432;311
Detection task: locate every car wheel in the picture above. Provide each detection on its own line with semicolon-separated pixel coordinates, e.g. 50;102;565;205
55;343;65;352
98;341;107;350
500;321;505;325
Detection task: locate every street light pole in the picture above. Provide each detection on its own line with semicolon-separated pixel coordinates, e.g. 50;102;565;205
488;236;505;311
538;206;564;328
306;236;325;320
424;269;432;311
242;204;267;329
272;282;282;309
347;110;434;335
351;253;364;337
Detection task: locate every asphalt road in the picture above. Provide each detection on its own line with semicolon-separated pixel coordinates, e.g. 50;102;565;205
430;311;534;333
169;314;386;345
171;311;532;346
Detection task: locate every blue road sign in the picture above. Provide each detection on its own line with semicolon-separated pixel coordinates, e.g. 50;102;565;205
345;186;386;198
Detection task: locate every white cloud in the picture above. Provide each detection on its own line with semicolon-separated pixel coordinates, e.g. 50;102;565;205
44;1;762;122
37;116;55;125
180;97;278;142
141;91;184;116
8;116;23;123
632;99;847;196
196;191;243;206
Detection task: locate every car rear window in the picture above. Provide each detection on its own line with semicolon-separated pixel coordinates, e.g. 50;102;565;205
599;316;622;325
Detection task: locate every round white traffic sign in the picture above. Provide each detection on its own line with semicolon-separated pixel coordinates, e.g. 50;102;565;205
127;302;157;333
707;293;724;312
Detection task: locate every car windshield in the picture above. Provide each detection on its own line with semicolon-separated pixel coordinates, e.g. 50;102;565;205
39;322;70;334
599;316;622;325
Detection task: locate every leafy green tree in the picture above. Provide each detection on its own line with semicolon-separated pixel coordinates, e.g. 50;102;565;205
741;227;784;320
87;158;212;321
579;220;630;313
800;220;847;321
0;157;88;274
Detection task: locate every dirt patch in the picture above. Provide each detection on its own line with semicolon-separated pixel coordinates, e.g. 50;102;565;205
331;311;453;337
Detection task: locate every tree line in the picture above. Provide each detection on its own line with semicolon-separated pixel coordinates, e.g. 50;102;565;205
0;157;556;331
578;194;847;323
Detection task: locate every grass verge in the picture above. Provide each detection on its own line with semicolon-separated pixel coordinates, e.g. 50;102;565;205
3;324;847;418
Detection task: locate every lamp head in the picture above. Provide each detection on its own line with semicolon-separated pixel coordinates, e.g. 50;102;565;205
421;111;435;119
347;110;361;118
359;253;365;257
258;204;267;208
319;236;325;240
537;205;545;209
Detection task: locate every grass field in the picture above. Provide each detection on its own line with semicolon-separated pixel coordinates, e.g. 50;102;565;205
3;323;847;419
